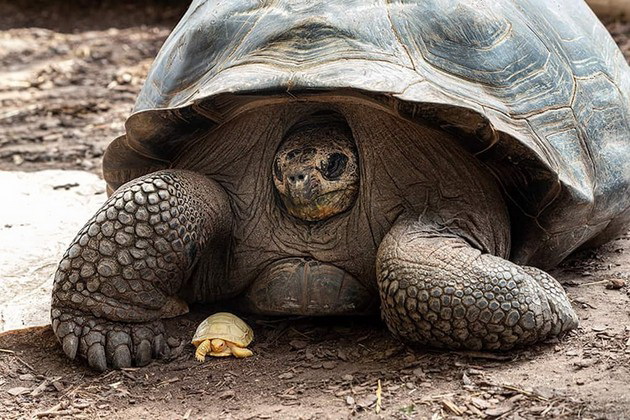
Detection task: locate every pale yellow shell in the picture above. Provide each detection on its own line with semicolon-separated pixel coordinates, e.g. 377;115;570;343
191;312;253;348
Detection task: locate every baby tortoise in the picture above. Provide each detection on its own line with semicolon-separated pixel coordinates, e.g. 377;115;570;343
191;312;254;362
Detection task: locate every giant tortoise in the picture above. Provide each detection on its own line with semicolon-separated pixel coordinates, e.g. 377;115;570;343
51;0;630;370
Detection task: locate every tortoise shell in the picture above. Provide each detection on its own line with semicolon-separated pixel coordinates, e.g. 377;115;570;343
103;0;630;269
191;312;254;347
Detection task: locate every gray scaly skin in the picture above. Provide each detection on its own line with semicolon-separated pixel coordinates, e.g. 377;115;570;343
377;220;578;350
51;170;231;370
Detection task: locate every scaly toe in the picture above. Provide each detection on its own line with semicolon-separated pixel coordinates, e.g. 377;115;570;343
87;343;107;372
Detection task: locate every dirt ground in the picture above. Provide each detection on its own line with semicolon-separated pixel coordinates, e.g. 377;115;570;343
1;1;629;419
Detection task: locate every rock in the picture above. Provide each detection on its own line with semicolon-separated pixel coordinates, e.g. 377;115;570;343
345;396;355;406
605;279;626;289
462;372;473;386
219;389;235;400
289;340;307;350
322;361;338;370
574;359;594;369
278;372;294;380
52;381;64;392
342;374;354;382
12;154;24;166
412;368;425;379
356;394;377;409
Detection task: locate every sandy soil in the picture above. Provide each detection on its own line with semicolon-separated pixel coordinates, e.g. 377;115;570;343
0;1;629;419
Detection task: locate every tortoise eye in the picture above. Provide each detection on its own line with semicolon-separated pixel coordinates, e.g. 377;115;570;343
321;153;348;180
273;159;283;181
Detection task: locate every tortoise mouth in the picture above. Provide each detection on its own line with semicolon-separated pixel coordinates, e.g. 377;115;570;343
280;187;359;222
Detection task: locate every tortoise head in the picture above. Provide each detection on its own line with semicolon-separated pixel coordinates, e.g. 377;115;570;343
211;338;227;353
272;111;359;222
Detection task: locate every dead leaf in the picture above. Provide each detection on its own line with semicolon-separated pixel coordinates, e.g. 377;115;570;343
7;387;30;396
485;401;514;417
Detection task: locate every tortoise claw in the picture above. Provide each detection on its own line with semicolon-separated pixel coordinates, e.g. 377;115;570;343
87;343;107;372
153;334;168;359
61;333;79;360
52;308;166;371
135;340;153;367
106;330;132;369
112;346;132;369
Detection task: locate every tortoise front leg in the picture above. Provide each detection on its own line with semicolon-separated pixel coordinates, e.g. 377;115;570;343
195;340;212;362
51;170;232;370
376;219;578;350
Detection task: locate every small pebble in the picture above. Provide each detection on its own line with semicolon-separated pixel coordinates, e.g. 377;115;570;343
413;368;425;379
574;359;594;369
322;361;338;370
219;389;235;399
356;394;377;409
289;340;308;350
605;279;625;289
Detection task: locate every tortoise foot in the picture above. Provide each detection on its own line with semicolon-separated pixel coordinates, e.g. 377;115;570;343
377;219;578;350
50;170;233;370
51;308;167;371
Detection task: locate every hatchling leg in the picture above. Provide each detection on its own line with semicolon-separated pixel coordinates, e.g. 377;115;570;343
51;170;232;370
195;340;212;362
376;219;578;350
228;344;253;358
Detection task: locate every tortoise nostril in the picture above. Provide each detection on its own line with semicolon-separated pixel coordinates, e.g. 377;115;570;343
288;174;307;184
